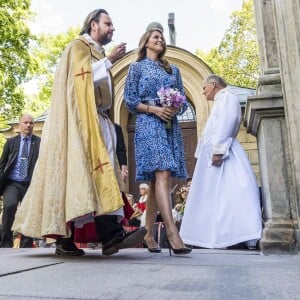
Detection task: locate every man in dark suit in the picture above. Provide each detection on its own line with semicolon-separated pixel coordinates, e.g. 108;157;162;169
115;123;128;180
0;114;40;248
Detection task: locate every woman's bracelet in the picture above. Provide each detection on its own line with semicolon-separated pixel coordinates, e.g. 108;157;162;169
146;105;150;115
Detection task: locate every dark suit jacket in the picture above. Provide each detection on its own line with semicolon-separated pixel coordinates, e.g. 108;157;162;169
0;134;40;195
115;123;127;168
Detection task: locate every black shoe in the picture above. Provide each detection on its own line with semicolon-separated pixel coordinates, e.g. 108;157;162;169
102;227;146;256
169;247;192;256
0;236;13;248
166;240;192;256
55;244;85;256
0;243;13;248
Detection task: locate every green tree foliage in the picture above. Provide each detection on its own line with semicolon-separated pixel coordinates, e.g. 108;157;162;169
196;0;259;88
0;114;8;150
24;27;80;115
0;0;36;121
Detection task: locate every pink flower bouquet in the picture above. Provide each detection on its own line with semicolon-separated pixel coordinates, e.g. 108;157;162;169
157;87;186;129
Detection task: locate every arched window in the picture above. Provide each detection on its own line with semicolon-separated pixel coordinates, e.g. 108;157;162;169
177;99;196;123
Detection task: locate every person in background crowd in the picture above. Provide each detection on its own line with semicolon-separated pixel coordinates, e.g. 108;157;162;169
126;194;135;207
135;183;148;227
127;193;142;228
0;114;40;248
186;177;192;188
172;185;189;229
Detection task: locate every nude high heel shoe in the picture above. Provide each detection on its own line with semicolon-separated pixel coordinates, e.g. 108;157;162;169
143;237;162;253
146;243;162;253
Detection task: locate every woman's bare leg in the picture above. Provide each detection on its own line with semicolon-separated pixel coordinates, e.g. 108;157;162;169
144;181;159;248
154;170;185;249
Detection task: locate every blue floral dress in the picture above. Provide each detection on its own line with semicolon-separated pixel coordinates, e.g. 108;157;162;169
124;58;188;181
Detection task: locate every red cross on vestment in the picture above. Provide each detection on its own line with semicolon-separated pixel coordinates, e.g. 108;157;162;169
94;158;109;174
75;67;91;80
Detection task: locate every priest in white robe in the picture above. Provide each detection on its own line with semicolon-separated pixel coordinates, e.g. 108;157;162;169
180;74;262;249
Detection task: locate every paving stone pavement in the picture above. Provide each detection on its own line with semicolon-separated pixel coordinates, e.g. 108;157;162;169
0;248;300;300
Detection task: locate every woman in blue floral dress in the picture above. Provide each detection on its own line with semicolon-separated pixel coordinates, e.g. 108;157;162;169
124;24;191;255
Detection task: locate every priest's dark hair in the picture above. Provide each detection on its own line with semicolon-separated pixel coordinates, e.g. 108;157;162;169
80;9;109;35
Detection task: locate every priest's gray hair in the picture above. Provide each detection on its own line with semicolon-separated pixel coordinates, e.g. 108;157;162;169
80;9;108;35
205;74;227;88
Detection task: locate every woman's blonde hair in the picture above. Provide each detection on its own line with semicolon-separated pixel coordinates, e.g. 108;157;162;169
136;29;172;74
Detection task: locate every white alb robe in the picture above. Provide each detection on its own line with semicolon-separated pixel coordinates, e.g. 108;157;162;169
180;89;262;248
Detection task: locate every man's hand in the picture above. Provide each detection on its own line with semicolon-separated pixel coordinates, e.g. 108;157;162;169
107;42;127;64
121;165;128;183
212;154;223;167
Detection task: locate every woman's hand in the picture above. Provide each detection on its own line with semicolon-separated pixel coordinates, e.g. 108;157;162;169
151;106;177;122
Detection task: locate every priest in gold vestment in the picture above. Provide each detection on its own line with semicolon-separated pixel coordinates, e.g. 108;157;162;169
13;9;146;256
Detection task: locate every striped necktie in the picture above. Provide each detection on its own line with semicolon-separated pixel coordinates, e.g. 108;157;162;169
19;138;29;179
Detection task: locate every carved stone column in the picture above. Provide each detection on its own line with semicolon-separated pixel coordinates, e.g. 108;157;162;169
272;0;300;248
245;0;298;253
246;93;296;252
